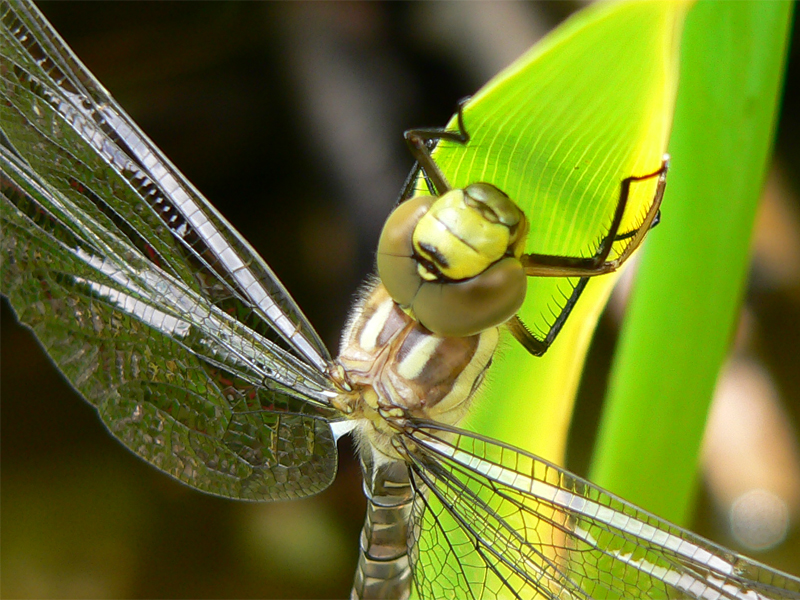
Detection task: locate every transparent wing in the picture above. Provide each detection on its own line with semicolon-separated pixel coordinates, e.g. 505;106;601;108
1;0;341;500
401;422;800;600
0;0;328;369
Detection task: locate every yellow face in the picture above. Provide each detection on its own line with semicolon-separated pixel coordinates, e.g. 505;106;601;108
376;183;528;338
412;184;525;282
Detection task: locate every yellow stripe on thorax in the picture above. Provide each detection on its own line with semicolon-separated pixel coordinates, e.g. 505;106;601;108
359;297;395;353
397;334;442;381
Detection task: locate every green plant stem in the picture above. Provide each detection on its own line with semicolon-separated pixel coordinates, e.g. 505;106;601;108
590;0;794;526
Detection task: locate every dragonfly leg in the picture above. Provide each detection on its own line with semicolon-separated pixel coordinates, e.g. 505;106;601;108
521;155;670;278
507;277;590;356
403;97;471;197
507;315;547;356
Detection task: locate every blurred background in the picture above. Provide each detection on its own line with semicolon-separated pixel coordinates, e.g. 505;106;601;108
1;2;798;598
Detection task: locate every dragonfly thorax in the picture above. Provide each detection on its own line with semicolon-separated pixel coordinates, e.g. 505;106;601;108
334;281;497;461
377;184;528;338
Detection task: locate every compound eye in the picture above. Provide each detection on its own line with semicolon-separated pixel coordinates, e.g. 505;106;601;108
413;257;526;337
377;195;435;307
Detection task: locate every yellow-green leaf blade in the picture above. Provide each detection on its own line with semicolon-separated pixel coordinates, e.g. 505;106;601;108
430;0;686;461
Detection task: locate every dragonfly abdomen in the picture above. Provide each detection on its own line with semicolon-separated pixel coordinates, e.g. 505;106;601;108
352;456;416;600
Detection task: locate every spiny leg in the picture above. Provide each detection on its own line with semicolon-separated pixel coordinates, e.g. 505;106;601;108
614;209;661;241
507;278;590;356
521;156;670;278
403;97;471;198
510;157;669;355
507;314;548;357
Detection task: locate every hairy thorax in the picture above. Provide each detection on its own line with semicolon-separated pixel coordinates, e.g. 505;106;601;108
331;280;498;462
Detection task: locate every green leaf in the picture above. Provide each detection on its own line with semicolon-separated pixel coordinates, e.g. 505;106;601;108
590;0;794;526
428;1;686;462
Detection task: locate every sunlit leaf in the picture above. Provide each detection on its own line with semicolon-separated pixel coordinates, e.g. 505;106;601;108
429;0;686;461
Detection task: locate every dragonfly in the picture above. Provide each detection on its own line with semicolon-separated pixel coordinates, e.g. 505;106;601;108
2;1;799;598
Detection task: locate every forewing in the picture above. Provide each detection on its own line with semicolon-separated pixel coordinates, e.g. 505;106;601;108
0;0;328;370
402;422;800;600
0;0;340;500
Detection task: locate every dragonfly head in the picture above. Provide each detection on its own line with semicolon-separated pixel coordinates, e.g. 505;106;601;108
377;184;528;337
